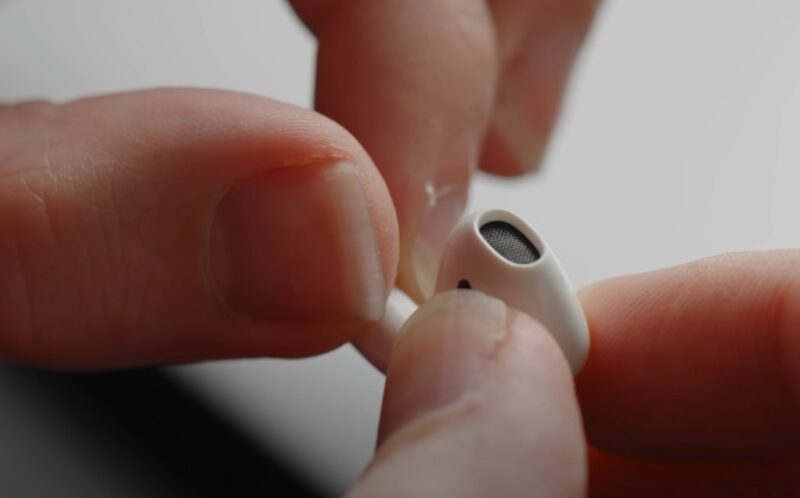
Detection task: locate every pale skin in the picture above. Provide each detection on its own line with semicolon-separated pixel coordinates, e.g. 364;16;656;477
1;1;798;496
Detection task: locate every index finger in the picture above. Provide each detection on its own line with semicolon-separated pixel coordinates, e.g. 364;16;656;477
576;250;800;459
290;0;498;300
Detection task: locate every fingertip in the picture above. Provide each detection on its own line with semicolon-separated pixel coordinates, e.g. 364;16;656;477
354;290;585;497
576;252;800;458
479;126;539;176
301;0;497;303
378;289;581;453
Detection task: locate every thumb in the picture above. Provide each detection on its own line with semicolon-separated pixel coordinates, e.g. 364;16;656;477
0;89;397;368
350;291;586;498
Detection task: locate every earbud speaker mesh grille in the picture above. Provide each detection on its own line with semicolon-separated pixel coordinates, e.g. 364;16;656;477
479;221;541;264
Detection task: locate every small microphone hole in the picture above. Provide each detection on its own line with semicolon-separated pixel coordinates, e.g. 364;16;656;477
457;279;471;289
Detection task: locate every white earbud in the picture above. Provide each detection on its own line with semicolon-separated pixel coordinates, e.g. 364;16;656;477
353;209;589;376
432;209;589;374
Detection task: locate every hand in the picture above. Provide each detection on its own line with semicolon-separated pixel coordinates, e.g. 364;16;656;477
290;0;599;300
0;0;598;367
348;251;800;497
579;250;800;497
0;90;398;367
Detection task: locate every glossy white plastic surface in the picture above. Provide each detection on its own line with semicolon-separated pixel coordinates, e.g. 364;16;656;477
434;210;590;374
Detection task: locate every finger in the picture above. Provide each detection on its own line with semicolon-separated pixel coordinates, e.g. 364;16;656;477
290;0;498;300
482;0;600;174
349;291;586;498
0;89;398;368
576;251;800;458
588;447;800;498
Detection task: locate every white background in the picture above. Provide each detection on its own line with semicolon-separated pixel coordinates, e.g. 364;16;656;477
2;1;799;495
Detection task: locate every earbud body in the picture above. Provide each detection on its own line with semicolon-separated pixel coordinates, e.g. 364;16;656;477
434;209;589;374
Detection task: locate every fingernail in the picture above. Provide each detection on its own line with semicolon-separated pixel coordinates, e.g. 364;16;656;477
410;186;466;299
209;161;385;321
378;290;509;444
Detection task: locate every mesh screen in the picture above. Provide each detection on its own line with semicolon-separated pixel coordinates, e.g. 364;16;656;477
479;221;541;264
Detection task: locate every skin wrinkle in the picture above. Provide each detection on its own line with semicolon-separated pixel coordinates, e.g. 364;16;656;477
15;176;60;282
19;174;47;209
